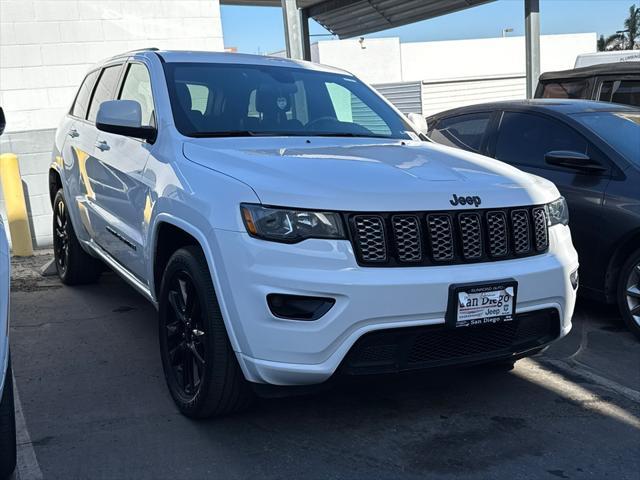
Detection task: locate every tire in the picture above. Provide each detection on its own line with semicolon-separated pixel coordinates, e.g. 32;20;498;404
53;189;102;285
617;249;640;340
158;246;253;418
0;357;16;480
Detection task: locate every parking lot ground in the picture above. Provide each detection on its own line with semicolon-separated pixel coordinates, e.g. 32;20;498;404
8;252;640;480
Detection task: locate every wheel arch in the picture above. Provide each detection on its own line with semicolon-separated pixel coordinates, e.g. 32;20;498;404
48;166;62;206
605;228;640;302
149;214;243;354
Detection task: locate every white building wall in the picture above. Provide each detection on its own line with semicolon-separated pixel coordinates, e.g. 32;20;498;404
421;75;527;117
312;37;403;84
313;33;596;85
0;0;224;248
401;33;596;82
0;0;224;133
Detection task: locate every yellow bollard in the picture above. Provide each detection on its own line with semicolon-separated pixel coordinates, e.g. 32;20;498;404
0;153;33;256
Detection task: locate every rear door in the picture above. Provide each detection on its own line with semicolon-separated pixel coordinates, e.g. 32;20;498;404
62;68;101;242
75;63;127;262
89;61;156;280
489;111;614;290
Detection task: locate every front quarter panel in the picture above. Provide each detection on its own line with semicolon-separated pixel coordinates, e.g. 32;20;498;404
144;143;260;352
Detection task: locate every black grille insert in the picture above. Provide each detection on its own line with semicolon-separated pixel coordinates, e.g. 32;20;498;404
348;205;548;267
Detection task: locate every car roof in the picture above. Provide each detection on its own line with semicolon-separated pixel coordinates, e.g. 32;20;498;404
427;99;640;120
102;48;351;76
539;61;640;81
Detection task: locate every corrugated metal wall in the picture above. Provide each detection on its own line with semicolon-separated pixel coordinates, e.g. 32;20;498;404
373;81;423;115
421;75;526;116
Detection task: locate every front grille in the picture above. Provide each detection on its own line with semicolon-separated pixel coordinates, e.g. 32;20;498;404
353;216;387;262
532;207;549;251
349;205;548;267
342;309;560;375
392;215;422;262
511;209;531;254
427;214;454;261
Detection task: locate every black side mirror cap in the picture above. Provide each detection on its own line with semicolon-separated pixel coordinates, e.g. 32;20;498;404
545;150;607;174
96;121;157;143
0;107;6;136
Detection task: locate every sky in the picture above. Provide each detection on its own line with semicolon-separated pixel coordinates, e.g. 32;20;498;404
221;0;638;54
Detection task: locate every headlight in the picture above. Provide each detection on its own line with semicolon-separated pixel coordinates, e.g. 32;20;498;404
240;204;346;243
545;197;569;226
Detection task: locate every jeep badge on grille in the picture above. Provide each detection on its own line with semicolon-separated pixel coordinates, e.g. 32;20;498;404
450;194;482;207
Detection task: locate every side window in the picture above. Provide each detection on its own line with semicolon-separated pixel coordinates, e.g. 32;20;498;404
495;112;588;169
71;70;99;119
599;80;640;107
119;63;155;127
87;65;123;123
428;113;491;152
325;82;391;136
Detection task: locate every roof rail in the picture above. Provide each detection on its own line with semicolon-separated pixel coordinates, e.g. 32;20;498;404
120;47;160;55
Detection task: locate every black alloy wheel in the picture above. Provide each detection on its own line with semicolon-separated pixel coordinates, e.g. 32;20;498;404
53;195;69;276
52;189;102;285
164;271;207;399
158;246;253;418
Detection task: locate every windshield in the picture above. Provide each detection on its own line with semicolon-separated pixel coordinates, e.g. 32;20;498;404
571;111;640;163
163;62;414;139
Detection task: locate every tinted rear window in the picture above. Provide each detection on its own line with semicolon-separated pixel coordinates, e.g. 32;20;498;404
71;70;99;119
87;65;123;123
598;80;640;107
540;80;590;99
428;112;491;152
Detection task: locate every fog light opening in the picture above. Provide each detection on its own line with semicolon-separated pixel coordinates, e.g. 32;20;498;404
267;294;335;321
570;269;579;290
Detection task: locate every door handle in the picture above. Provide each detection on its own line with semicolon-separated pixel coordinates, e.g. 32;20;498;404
96;140;110;152
68;129;79;138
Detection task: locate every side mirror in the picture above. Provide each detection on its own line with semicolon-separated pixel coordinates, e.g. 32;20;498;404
0;107;6;136
407;112;429;137
545;150;607;174
96;100;156;143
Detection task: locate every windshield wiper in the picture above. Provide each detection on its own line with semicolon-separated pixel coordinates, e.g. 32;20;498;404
188;130;285;138
309;132;393;139
188;130;399;140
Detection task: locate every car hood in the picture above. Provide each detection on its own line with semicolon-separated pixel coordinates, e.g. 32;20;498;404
182;137;560;211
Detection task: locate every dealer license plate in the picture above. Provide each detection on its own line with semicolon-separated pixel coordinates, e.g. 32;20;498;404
451;281;517;328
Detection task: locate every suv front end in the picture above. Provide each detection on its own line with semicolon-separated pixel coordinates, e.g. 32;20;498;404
210;194;577;386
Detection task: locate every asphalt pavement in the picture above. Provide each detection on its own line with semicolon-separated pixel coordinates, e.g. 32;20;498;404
7;252;640;480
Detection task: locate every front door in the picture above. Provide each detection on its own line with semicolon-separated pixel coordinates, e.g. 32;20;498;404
489;111;612;292
89;62;156;280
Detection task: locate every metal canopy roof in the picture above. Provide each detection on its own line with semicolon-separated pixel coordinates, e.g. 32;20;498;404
221;0;497;38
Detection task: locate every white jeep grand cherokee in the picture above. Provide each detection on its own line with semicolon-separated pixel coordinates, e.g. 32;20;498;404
50;50;579;418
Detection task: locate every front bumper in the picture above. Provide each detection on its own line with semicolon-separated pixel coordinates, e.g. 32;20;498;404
212;224;578;386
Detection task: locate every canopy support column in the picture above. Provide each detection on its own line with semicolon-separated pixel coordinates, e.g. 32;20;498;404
281;0;308;60
525;0;541;98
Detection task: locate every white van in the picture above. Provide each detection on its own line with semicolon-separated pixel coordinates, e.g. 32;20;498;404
575;50;640;68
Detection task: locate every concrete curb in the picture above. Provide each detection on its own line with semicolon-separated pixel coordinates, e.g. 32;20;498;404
39;258;56;277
